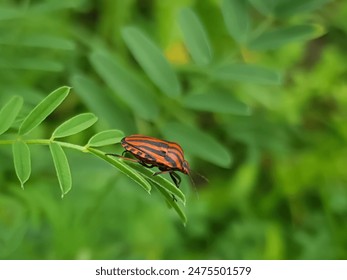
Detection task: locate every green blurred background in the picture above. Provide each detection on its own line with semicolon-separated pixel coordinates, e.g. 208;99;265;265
1;0;347;259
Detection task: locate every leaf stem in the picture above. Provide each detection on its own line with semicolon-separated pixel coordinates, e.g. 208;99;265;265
0;138;87;152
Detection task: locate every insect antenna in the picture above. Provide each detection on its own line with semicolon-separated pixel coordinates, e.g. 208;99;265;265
193;171;209;184
191;169;210;200
185;169;198;200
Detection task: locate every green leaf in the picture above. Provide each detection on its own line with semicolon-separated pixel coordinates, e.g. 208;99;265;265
274;0;331;17
12;141;31;189
70;74;135;133
183;90;251;115
89;147;186;203
52;113;98;139
161;123;232;168
213;63;282;85
248;24;324;51
0;33;75;50
87;147;152;193
153;184;187;225
248;0;276;15
125;161;186;205
19;86;70;135
178;8;212;65
122;27;181;97
0;56;64;72
0;96;23;135
222;0;251;44
20;35;75;50
90;51;159;121
49;142;72;198
87;130;124;147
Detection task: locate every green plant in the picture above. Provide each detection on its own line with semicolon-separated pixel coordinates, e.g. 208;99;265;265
0;86;187;224
70;0;326;173
1;0;343;260
0;0;328;231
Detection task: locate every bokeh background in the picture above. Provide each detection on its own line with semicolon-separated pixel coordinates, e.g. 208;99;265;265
1;0;347;259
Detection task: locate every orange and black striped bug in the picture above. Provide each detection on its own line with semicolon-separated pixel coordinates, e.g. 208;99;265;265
106;134;191;188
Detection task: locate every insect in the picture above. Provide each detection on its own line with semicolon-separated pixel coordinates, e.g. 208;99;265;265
107;134;191;188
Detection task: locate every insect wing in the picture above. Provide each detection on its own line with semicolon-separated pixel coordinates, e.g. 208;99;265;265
122;135;166;163
123;135;180;168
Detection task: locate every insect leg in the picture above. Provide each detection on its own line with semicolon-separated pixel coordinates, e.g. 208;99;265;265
170;172;181;188
153;169;179;200
106;152;157;169
105;153;140;163
139;162;156;168
153;170;170;176
153;170;181;188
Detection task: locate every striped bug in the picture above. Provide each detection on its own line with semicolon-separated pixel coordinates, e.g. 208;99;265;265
107;134;191;188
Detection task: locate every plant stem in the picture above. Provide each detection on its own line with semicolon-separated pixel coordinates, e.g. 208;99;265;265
0;138;87;152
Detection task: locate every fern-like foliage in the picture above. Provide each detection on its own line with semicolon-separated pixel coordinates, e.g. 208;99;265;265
0;87;187;224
